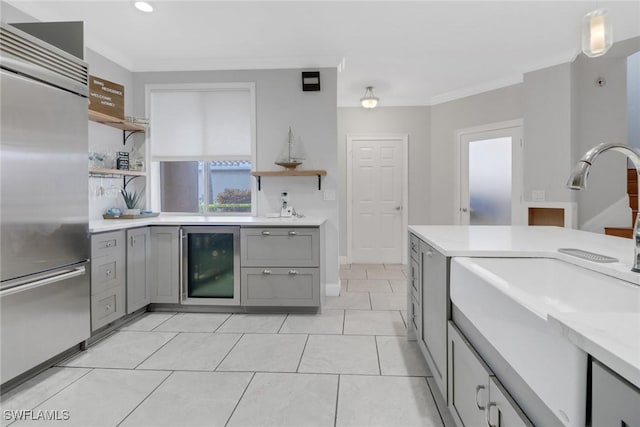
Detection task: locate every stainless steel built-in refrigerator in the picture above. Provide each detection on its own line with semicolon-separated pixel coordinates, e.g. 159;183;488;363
0;23;90;385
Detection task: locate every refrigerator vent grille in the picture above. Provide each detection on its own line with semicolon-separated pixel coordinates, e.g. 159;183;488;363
0;26;88;87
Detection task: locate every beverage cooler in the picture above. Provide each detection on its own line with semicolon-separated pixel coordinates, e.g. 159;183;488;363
181;226;240;305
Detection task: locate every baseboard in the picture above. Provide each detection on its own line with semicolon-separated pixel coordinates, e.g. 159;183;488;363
326;282;340;297
339;256;348;265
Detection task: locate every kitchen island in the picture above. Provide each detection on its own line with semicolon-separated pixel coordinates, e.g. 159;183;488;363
408;225;639;427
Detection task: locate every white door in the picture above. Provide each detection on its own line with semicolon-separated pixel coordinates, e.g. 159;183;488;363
458;122;523;225
347;135;407;264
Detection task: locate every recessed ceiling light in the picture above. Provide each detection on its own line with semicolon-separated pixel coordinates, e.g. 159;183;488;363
134;1;153;13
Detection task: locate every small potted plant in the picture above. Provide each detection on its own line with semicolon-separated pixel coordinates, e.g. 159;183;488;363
121;188;142;216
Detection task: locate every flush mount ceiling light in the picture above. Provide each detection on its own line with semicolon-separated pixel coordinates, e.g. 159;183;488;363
134;1;153;13
582;8;612;57
360;86;379;109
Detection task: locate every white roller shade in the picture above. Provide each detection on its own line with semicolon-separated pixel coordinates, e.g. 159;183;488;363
150;85;253;160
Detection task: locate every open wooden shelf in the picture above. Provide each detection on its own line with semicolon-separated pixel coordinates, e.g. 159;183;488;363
88;110;146;132
89;167;146;177
251;170;327;191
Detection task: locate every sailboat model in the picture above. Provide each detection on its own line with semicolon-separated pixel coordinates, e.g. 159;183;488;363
275;126;305;169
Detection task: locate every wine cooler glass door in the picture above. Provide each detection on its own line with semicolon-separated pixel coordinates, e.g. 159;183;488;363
181;227;240;305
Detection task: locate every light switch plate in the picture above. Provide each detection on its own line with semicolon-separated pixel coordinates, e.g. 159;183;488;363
323;190;336;201
532;190;546;202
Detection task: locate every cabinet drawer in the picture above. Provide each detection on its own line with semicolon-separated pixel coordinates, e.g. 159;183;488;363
448;322;491;427
90;256;124;295
91;230;125;258
409;295;420;334
241;228;319;267
241;267;319;306
410;234;420;261
592;360;640;427
409;257;420;300
91;286;125;331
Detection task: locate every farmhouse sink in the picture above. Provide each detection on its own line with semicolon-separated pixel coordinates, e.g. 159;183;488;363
451;257;639;427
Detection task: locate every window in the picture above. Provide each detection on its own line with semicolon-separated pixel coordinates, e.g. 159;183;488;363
147;83;256;215
160;160;252;213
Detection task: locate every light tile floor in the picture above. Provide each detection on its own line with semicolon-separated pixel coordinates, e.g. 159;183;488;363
1;264;449;427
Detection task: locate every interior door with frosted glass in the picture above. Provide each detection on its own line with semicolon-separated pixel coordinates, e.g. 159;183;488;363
460;126;522;225
350;139;404;263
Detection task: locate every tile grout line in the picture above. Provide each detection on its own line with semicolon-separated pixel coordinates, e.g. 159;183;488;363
4;367;95;424
224;371;256;427
211;313;232;333
116;370;175;427
212;333;245;371
132;332;181;370
276;314;288;334
295;334;311;373
400;309;407;329
341;310;346;335
147;312;179;332
424;376;448;427
374;336;382;376
333;374;341;427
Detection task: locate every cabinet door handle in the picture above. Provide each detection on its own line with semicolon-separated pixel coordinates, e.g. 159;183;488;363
475;385;486;410
486;402;498;427
105;270;112;276
130;236;136;247
105;241;112;248
288;269;298;275
262;269;272;275
262;231;271;236
426;251;434;257
105;304;112;311
288;231;297;236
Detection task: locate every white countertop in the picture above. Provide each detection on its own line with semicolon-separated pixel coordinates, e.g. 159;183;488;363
90;214;326;233
548;313;640;388
408;225;639;285
410;225;640;388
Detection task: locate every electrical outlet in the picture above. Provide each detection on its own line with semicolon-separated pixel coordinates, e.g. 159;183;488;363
532;190;546;202
323;190;336;201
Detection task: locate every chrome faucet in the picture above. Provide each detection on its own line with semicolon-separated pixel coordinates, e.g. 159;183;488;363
567;142;640;272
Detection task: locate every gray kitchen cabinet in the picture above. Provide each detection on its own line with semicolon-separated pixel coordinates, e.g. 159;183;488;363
591;359;640;427
448;322;532;427
241;227;319;267
407;244;421;341
240;227;320;307
241;267;319;306
419;240;449;399
487;377;533;427
126;227;151;314
150;226;180;304
90;230;126;331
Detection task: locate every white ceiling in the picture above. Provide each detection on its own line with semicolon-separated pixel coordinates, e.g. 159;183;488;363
6;1;640;106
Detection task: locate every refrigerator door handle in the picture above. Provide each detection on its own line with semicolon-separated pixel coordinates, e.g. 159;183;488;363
0;266;86;298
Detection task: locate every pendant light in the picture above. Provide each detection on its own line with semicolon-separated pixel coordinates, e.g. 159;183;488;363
134;1;153;12
360;86;379;109
582;8;612;57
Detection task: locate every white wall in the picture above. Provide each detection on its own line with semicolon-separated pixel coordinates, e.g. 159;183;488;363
429;85;523;224
522;63;573;204
572;37;640;228
86;49;139;220
629;51;640;149
132;68;339;292
337;106;430;257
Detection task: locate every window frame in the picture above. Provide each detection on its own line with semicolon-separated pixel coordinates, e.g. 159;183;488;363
145;82;257;216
